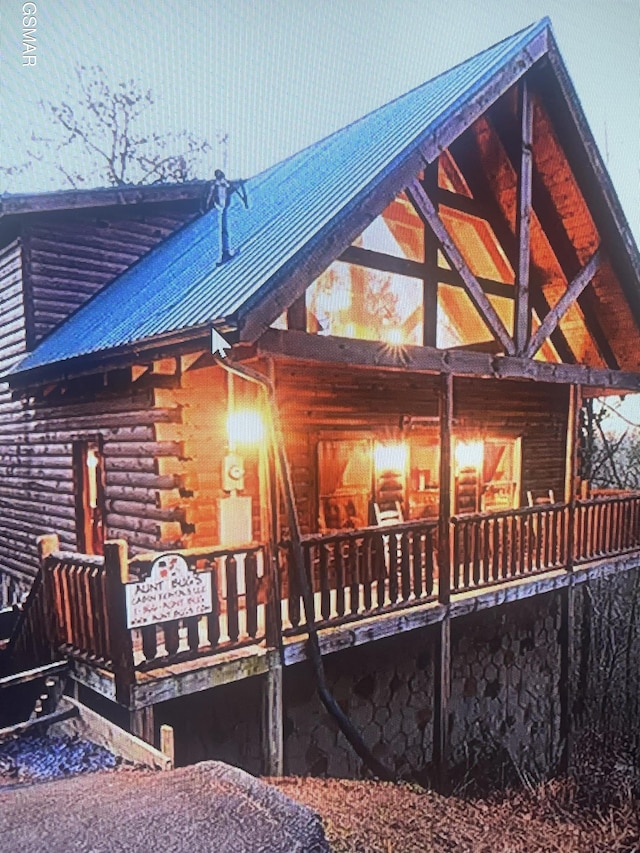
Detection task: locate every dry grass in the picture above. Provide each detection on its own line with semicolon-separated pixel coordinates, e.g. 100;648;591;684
271;776;640;853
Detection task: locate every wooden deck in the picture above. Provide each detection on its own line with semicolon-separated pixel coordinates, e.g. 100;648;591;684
6;493;640;709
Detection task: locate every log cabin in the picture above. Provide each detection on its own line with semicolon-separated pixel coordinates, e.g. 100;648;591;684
1;18;640;776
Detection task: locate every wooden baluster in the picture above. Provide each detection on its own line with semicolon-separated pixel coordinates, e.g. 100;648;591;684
287;543;301;630
412;529;423;599
472;521;480;586
163;621;180;657
511;515;520;577
400;531;411;602
363;536;373;611
452;521;461;590
226;554;240;643
245;550;259;638
535;510;543;570
374;531;386;608
500;517;508;579
185;616;200;652
207;560;221;648
462;522;471;588
335;542;346;617
319;543;331;621
482;518;491;585
141;625;157;661
349;537;360;614
387;533;398;604
426;527;435;596
492;517;500;581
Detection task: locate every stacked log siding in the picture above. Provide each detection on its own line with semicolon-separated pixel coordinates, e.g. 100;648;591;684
23;212;196;344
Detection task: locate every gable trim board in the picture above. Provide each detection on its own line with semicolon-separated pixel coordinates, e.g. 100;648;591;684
4;18;640;388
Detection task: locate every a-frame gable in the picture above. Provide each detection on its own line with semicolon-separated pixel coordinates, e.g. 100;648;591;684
250;25;640;387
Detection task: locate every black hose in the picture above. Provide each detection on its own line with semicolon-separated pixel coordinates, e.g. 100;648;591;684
214;356;397;782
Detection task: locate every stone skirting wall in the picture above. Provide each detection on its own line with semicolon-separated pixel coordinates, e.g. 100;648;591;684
283;631;436;778
449;594;561;778
284;594;562;780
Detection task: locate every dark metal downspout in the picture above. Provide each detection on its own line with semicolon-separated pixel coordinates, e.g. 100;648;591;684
214;356;396;782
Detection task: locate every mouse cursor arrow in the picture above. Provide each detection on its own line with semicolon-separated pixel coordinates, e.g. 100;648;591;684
211;328;231;358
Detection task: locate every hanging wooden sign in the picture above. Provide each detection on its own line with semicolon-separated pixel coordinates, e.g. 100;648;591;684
125;553;212;629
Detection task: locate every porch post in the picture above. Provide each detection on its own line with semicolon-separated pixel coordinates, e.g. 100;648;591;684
434;372;453;786
104;540;135;707
130;706;155;745
560;383;581;773
261;649;284;776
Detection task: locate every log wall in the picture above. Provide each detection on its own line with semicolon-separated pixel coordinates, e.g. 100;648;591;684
0;240;30;602
272;361;569;533
22;210;195;344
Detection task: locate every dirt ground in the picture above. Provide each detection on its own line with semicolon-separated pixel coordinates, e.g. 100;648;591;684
271;776;640;853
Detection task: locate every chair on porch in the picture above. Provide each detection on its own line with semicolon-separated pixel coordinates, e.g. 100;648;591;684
373;501;404;526
527;489;555;506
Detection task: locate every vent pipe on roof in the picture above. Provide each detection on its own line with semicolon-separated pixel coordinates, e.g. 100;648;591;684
204;169;249;265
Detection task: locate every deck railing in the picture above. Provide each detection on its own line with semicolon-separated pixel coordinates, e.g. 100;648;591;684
575;493;640;563
127;544;271;671
279;519;438;633
451;503;569;590
7;494;640;698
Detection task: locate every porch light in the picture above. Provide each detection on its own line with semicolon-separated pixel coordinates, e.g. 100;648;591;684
86;448;99;509
374;442;407;473
226;409;265;448
455;440;484;472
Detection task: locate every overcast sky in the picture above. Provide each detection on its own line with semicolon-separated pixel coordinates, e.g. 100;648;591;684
1;0;638;242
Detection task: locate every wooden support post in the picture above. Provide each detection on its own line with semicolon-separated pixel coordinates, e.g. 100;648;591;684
433;616;451;788
422;162;439;348
160;724;175;768
129;705;155;746
104;540;135;707
37;533;60;653
565;385;582;570
559;583;575;773
515;78;533;355
286;294;307;331
261;650;283;776
438;373;453;605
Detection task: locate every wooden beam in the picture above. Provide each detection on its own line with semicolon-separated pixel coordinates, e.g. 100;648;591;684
256;329;640;391
341;244;514;300
438;373;453;605
433;617;451;787
423;164;440;348
515;79;534;354
559;585;575;772
129;705;155;745
488;103;619;369
339;245;424;279
436;188;484;218
261;650;283;776
527;250;601;358
407;178;516;355
448;136;576;364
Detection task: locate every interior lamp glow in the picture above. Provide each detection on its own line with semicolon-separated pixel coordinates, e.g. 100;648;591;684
374;442;407;473
382;326;403;346
455;440;484;471
226;409;265;448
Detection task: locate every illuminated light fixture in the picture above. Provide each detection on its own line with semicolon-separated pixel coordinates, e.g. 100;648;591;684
226;409;265;448
86;448;99;509
383;326;403;346
455;440;484;471
374;442;408;473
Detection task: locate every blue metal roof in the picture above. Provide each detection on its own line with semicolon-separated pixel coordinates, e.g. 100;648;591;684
11;19;552;377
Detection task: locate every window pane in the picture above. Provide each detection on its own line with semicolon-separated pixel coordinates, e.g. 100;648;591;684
318;439;372;531
307;262;423;345
353;193;423;262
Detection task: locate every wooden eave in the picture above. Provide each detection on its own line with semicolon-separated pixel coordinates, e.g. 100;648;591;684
255;328;640;392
